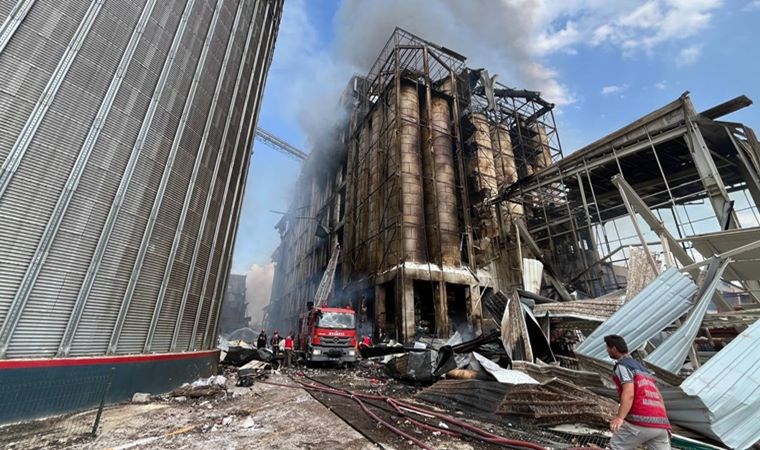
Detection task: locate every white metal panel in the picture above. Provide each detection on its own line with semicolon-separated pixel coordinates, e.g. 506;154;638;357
575;267;697;361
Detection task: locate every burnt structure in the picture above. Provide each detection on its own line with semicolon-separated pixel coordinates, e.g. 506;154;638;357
267;29;562;341
219;274;250;335
268;28;760;345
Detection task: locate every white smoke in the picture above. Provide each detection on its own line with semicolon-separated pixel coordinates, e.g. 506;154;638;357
244;262;275;326
271;0;722;147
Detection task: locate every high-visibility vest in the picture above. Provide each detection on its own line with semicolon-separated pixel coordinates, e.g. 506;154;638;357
284;337;294;350
612;357;671;430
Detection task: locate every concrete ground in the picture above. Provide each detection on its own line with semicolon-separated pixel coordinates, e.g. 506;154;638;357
86;373;375;450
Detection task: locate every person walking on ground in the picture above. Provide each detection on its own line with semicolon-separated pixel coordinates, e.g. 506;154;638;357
256;329;267;349
270;330;281;356
283;334;294;368
605;335;671;450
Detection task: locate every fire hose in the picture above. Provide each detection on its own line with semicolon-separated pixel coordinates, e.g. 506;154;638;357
258;377;547;450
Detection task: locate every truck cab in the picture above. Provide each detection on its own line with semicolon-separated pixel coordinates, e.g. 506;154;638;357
298;306;358;365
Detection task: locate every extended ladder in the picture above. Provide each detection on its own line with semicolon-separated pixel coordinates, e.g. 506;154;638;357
315;244;341;307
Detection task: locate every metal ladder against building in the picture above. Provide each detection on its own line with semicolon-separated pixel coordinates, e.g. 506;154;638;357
315;244;341;307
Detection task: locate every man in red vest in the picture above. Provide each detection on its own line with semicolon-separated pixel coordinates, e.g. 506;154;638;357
605;335;671;450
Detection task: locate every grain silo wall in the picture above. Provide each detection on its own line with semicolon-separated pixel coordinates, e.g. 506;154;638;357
0;0;282;364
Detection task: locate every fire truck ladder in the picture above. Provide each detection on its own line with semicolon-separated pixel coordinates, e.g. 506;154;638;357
315;244;341;307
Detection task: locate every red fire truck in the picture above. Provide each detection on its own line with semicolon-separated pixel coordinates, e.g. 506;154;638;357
295;244;358;365
298;305;358;365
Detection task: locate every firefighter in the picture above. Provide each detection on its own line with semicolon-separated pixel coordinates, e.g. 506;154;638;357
270;330;281;356
256;329;267;349
283;334;294;368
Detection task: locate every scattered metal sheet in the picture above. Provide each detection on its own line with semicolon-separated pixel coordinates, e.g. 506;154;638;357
675;317;760;449
625;247;659;300
522;303;555;363
689;227;760;282
472;352;538;385
385;350;437;382
417;379;509;417
482;288;508;322
533;290;625;322
511;361;606;389
501;291;533;361
575;267;697;361
522;258;544;294
645;259;729;374
496;378;617;428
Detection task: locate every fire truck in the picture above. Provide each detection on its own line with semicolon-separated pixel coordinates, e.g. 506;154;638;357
296;244;358;366
298;304;358;365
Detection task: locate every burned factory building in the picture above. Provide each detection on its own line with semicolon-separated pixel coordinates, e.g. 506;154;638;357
267;29;565;341
267;28;760;342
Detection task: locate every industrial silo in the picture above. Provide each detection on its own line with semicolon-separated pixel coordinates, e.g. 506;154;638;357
0;0;283;423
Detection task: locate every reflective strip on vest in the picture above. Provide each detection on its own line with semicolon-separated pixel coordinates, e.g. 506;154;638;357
613;358;671;430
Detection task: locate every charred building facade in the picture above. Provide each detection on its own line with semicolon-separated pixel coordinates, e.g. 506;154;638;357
267;29;563;341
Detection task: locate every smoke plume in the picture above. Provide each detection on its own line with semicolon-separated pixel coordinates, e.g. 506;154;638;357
272;0;722;149
245;262;275;326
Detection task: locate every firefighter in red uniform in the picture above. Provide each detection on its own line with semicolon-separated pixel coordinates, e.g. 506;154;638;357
283;334;294;368
605;335;671;450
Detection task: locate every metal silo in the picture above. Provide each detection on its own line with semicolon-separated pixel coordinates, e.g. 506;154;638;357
0;0;283;422
368;104;384;272
398;83;426;262
422;96;460;267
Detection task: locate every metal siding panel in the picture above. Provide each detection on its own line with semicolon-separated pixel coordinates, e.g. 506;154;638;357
575;267;698;361
115;0;214;355
644;260;728;373
678;318;760;449
0;0;283;357
68;1;186;356
148;1;230;352
0;1;17;25
171;0;245;351
5;0;144;358
0;0;88;163
200;0;273;349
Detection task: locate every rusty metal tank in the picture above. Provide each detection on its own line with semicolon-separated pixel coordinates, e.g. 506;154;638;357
470;113;498;197
422;96;461;267
490;123;518;187
469;113;498;240
490;123;523;217
368;104;384;272
355;122;370;272
398;83;426;262
531;124;553;171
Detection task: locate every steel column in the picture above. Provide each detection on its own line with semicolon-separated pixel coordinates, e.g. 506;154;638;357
611;175;733;311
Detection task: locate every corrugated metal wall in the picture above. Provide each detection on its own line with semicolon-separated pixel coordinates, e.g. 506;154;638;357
0;0;282;358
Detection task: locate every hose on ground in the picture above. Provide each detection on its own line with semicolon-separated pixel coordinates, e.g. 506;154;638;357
257;377;547;450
